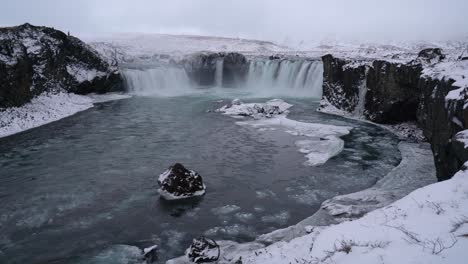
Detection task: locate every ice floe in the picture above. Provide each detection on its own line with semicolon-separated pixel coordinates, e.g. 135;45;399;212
218;99;352;166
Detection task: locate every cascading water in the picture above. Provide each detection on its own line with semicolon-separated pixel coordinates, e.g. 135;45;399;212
121;58;323;98
214;59;224;87
122;67;192;96
246;59;323;97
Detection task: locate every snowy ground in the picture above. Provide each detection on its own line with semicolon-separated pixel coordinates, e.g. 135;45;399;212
84;33;290;64
167;155;468;264
0;92;130;138
219;163;467;264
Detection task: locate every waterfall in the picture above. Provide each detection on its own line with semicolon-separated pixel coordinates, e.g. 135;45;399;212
354;79;368;116
120;58;324;98
122;67;192;96
214;59;224;87
246;59;323;97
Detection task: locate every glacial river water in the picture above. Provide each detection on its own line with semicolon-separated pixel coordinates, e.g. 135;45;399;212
0;92;401;263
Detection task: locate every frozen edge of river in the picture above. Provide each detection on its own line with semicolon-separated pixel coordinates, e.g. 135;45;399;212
167;123;437;264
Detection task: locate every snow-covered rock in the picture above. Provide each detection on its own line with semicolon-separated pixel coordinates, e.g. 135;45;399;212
0;23;123;108
157;163;206;200
186;237;220;263
217;99;292;118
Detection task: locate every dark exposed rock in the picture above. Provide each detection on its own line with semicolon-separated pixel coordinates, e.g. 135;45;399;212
417;48;445;63
417;77;467;181
222;52;248;87
186;237;220;263
321;54;367;113
182;52;248;87
365;61;422;123
157;163;206;200
321;52;468;181
0;23;124;108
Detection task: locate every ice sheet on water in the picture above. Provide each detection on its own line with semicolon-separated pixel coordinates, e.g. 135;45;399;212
204;224;257;239
82;244;143;264
231;105;352;167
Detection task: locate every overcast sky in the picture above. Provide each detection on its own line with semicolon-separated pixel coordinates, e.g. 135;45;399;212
1;0;468;44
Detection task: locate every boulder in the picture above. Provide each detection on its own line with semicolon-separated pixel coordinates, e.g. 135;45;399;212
186;237;220;263
157;163;206;200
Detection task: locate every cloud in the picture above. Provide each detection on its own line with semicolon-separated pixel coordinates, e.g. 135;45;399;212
1;0;467;44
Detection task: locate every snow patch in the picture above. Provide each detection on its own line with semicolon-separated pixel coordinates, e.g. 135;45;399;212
0;92;93;138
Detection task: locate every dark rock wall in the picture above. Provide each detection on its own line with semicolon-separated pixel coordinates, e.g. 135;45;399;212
365;61;422;123
322;55;367;113
0;23;123;108
182;52;248;87
321;52;468;181
417;77;467;180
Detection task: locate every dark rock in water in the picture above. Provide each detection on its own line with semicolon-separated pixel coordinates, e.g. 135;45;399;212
158;163;206;200
0;23;124;108
186;237;220;263
269;55;281;60
254;104;281;116
143;245;158;263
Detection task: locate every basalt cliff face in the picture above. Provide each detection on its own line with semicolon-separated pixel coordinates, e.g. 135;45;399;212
0;23;123;108
181;52;249;87
321;49;468;181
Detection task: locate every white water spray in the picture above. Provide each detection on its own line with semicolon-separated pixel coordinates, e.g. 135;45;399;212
122;67;192;96
246;59;323;97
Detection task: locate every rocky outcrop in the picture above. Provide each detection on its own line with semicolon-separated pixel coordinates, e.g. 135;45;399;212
321;50;468;181
366;61;422;123
321;55;367;113
157;163;206;200
187;237;220;263
182;52;248;87
0;23;123;108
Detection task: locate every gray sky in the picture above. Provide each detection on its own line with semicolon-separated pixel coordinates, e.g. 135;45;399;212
1;0;468;44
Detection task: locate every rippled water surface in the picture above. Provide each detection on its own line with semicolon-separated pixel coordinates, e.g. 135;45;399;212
0;94;401;263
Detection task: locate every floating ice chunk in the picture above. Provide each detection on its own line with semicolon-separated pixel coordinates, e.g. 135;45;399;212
211;205;241;215
253;206;265;212
261;211;290;225
255;190;276;199
234;212;255;223
217;99;292;118
295;136;345;166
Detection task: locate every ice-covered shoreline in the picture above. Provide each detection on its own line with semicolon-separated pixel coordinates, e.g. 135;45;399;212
167;104;443;264
0;92;131;138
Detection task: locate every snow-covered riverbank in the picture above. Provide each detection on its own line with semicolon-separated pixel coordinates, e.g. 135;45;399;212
0;92;130;138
